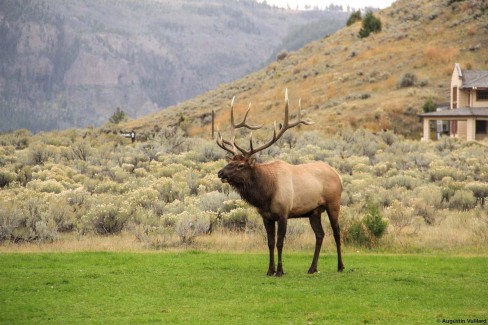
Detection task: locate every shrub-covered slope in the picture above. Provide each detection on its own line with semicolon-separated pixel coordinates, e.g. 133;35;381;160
1;127;487;250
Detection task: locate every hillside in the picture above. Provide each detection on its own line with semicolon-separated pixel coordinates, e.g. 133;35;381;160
0;0;348;133
124;0;487;139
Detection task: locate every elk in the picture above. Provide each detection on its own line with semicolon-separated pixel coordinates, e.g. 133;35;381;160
216;89;344;276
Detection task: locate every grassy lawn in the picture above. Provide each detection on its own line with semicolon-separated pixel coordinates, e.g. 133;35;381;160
1;251;487;324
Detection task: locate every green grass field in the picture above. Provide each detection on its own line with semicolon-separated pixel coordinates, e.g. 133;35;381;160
1;251;487;324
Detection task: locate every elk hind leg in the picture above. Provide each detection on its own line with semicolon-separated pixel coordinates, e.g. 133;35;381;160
326;204;344;272
308;208;324;274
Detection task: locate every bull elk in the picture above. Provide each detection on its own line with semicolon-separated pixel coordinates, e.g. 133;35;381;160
216;89;344;276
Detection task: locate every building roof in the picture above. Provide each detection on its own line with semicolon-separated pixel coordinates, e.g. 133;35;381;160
419;107;488;118
462;70;488;89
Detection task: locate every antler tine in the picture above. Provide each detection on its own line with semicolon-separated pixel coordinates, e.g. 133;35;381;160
287;96;314;128
244;88;313;157
283;88;289;127
229;97;263;156
216;129;238;156
231;101;263;130
216;96;261;157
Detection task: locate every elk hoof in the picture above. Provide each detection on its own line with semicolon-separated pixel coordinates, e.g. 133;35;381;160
307;267;318;274
275;269;285;277
266;269;276;276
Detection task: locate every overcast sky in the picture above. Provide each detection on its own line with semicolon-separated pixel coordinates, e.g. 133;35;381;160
258;0;395;10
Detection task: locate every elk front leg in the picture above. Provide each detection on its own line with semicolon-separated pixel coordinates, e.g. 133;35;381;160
308;209;324;274
262;218;276;276
276;216;287;277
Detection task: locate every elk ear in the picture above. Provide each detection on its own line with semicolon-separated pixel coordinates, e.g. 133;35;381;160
248;157;256;168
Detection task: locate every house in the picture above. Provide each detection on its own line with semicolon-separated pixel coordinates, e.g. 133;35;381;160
419;63;488;141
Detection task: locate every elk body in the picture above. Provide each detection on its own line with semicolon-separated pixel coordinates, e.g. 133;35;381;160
216;90;344;276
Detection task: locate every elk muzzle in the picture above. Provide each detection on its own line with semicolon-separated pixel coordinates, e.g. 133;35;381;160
217;169;229;183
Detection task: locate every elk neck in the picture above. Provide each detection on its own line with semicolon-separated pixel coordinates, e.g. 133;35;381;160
230;162;276;211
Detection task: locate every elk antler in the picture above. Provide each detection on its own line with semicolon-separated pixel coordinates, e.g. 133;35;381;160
243;89;314;157
216;89;314;157
231;98;263;130
216;96;263;155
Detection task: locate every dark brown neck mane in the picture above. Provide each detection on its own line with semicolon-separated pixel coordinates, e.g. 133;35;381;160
229;164;275;211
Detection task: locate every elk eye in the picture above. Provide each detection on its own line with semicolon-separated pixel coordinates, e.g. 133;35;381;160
237;164;245;169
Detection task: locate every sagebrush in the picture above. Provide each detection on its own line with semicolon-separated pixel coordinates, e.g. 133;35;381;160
0;127;487;250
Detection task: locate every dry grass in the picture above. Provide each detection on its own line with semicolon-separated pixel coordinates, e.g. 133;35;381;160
2;213;486;255
0;233;145;253
423;46;460;65
0;230;311;254
383;214;488;253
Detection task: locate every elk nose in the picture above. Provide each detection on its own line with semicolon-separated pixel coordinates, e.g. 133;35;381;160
217;170;224;179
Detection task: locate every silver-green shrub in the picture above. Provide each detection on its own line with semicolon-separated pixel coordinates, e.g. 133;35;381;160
175;211;212;243
221;207;249;231
466;182;488;207
0;197;58;243
0;168;16;188
449;190;476;211
82;199;129;235
383;174;420;190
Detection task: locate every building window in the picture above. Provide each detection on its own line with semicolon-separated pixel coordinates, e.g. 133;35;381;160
452;87;458;108
477;90;488;101
476;120;487;134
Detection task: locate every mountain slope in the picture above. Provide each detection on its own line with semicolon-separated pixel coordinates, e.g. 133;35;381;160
124;0;487;139
0;0;348;132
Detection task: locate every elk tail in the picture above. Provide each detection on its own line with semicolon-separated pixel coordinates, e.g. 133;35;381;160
332;167;343;189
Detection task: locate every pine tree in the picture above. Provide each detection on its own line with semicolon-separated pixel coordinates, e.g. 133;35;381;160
346;10;361;26
109;107;128;124
358;11;382;38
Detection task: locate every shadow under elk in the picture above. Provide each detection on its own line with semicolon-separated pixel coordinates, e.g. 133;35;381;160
216;89;344;276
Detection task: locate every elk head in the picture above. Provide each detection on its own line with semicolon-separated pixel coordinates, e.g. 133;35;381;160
217;155;255;185
216;89;313;185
